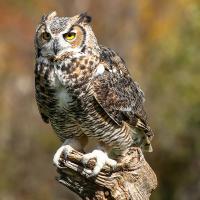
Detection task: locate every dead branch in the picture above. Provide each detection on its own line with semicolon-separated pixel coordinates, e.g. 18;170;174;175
55;147;157;200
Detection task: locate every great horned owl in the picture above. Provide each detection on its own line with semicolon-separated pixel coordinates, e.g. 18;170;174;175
34;11;153;176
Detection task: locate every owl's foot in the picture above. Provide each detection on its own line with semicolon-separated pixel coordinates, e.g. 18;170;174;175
53;145;73;167
82;149;117;177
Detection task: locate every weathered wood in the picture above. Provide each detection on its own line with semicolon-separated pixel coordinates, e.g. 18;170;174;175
56;147;157;200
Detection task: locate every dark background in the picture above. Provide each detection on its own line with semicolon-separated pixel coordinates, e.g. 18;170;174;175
0;0;199;199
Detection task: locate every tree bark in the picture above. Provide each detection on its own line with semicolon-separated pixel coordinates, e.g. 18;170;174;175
56;147;157;200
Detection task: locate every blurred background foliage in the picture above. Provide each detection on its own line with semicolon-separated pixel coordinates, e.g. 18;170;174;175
0;0;199;199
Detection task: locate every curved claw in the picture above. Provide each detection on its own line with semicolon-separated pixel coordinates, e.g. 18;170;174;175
82;150;117;177
53;145;73;167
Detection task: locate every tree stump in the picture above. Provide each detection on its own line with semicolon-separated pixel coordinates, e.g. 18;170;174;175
56;147;157;200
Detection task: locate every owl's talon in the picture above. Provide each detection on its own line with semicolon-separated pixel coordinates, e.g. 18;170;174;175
82;168;93;178
82;152;94;165
81;149;117;177
53;145;73;167
107;158;118;170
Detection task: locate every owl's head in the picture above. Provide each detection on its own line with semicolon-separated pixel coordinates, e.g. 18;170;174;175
35;11;98;59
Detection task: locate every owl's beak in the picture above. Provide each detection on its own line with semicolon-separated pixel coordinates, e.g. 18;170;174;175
53;39;59;55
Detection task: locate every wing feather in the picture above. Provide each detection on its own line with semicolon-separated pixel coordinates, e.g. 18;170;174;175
92;46;152;135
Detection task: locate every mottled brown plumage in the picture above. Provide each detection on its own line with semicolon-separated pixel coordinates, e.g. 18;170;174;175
34;11;153;176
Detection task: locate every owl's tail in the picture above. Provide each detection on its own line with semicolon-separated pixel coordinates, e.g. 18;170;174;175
131;120;154;152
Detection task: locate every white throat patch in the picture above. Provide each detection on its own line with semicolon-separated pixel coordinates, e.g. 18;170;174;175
56;87;73;108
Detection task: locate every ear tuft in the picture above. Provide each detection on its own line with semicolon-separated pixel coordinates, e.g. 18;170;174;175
78;12;92;24
42;11;57;21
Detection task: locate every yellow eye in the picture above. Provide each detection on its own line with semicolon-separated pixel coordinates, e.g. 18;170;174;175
42;32;51;41
63;32;76;41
